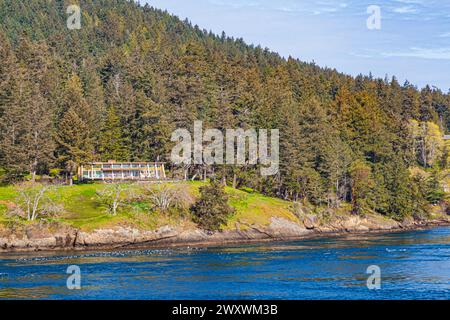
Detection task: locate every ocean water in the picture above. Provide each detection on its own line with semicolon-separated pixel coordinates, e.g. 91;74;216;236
0;227;449;300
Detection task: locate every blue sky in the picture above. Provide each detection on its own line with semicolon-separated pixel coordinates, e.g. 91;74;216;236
142;0;450;91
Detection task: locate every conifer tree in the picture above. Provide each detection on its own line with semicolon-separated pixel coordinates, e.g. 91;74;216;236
191;180;235;231
98;106;130;161
0;0;449;220
0;63;54;181
55;107;92;184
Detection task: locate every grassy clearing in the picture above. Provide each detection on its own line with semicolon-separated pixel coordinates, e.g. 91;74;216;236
226;187;298;230
0;181;297;232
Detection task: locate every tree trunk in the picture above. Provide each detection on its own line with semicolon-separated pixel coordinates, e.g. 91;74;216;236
222;170;227;186
30;160;37;182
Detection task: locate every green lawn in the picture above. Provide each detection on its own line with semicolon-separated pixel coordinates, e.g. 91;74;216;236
0;181;298;232
226;187;299;229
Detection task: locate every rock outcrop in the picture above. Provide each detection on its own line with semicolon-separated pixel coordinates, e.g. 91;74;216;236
0;223;78;251
0;214;449;252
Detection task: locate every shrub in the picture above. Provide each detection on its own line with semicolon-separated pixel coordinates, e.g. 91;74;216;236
190;180;235;231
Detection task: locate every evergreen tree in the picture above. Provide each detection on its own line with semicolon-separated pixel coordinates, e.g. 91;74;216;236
0;65;53;180
98;106;130;161
349;160;373;215
0;0;449;219
55;107;92;184
191;180;235;231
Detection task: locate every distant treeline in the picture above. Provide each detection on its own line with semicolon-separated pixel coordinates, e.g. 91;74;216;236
0;0;449;219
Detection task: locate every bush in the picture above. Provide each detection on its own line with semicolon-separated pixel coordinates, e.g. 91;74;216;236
190;180;235;231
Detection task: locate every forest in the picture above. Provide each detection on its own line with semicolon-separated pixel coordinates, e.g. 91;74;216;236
1;0;450;221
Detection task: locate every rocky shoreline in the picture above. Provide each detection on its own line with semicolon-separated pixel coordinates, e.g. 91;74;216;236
1;214;450;253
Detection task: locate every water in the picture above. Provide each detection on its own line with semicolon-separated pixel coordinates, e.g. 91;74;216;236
0;227;449;300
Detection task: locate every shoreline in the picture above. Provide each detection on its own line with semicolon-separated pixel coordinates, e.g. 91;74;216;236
103;220;450;253
1;216;449;255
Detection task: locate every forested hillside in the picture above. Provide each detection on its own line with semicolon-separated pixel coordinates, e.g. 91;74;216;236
1;0;450;220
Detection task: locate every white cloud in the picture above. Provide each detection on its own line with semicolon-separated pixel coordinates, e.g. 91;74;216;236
392;6;418;14
349;52;375;59
382;47;450;60
393;0;424;4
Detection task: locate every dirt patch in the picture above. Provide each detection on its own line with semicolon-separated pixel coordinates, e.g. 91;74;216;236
0;200;16;210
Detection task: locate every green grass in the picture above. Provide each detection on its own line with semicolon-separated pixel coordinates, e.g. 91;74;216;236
0;181;298;232
0;185;15;201
226;187;299;230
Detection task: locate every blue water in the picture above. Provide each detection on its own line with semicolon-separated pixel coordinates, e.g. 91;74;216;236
0;227;449;300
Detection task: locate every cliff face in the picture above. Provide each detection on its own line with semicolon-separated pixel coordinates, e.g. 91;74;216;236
1;214;449;253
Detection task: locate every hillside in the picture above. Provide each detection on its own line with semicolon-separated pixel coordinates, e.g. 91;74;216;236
1;181;449;252
1;0;450;223
0;182;296;230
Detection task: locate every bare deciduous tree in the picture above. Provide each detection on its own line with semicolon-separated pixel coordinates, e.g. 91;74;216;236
14;182;52;221
96;184;128;216
143;183;193;212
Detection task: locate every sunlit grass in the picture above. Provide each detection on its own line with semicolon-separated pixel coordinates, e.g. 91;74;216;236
226;188;298;230
0;181;298;232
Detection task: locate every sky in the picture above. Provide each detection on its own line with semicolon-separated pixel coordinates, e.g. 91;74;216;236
142;0;450;91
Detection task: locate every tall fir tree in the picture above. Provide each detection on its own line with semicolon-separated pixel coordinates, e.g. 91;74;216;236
98;106;130;161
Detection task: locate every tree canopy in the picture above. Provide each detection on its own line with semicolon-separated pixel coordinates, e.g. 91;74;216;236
1;0;449;219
